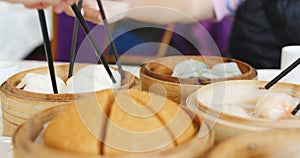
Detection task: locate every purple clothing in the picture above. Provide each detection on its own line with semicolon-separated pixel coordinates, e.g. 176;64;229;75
56;13;105;62
55;15;232;62
212;0;244;21
197;17;232;55
54;1;242;61
170;16;232;56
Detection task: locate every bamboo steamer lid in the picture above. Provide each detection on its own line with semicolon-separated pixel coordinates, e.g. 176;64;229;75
0;64;139;136
13;89;215;158
140;56;257;105
187;80;300;143
206;129;300;158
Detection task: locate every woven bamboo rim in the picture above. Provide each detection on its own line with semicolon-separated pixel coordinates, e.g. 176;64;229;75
186;80;300;142
140;56;257;104
143;56;257;85
206;129;300;158
13;104;215;158
0;64;139;136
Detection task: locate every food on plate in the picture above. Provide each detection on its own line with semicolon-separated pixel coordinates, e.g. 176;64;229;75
172;59;209;78
171;59;242;79
211;62;243;78
210;92;299;120
66;65;121;93
44;89;196;155
220;104;252;119
16;65;121;94
255;92;300;119
16;73;67;93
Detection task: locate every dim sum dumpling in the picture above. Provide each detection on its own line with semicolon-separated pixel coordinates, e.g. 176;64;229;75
66;65;121;93
255;92;300;119
172;59;208;78
172;60;242;79
217;104;252;119
211;62;242;78
16;73;66;93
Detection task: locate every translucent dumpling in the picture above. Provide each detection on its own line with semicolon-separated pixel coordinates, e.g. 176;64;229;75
255;92;300;119
172;60;242;79
212;104;252;119
211;62;242;78
172;59;209;78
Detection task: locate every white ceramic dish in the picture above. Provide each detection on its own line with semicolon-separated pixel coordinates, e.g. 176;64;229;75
257;69;300;85
0;62;20;85
257;69;281;81
0;136;12;158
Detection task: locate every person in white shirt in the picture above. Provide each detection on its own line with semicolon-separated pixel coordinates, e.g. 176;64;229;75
0;2;53;60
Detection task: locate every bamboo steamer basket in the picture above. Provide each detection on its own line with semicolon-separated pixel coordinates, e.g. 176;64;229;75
140;56;257;105
13;96;215;158
206;129;300;158
0;64;139;136
186;80;300;143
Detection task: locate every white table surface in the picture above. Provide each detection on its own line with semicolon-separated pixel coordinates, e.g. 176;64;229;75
0;60;293;158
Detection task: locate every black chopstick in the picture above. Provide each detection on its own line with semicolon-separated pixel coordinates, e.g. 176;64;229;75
37;10;58;94
68;0;83;78
264;57;300;90
71;4;116;83
96;0;124;79
291;102;300;115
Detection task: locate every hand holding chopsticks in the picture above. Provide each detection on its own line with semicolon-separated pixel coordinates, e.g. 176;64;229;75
67;0;124;79
38;1;120;93
71;4;116;83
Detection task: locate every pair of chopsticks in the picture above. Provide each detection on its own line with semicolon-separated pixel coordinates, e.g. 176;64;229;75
68;0;83;79
37;10;58;94
68;1;124;79
38;0;124;94
263;57;300;115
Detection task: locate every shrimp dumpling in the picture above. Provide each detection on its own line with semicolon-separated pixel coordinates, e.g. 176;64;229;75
255;92;300;119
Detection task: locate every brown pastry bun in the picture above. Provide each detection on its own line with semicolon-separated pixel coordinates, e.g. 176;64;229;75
44;89;196;156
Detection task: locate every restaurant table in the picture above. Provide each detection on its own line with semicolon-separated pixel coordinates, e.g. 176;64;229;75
0;60;286;158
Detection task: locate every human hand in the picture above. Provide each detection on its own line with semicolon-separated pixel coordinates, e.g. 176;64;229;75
63;0;214;25
0;0;79;12
64;0;130;24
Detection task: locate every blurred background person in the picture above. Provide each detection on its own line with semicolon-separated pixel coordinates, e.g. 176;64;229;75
65;0;300;69
59;0;237;65
0;0;78;61
228;0;300;69
0;2;53;60
0;0;78;12
3;0;300;69
57;0;236;64
0;0;236;65
54;13;233;63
